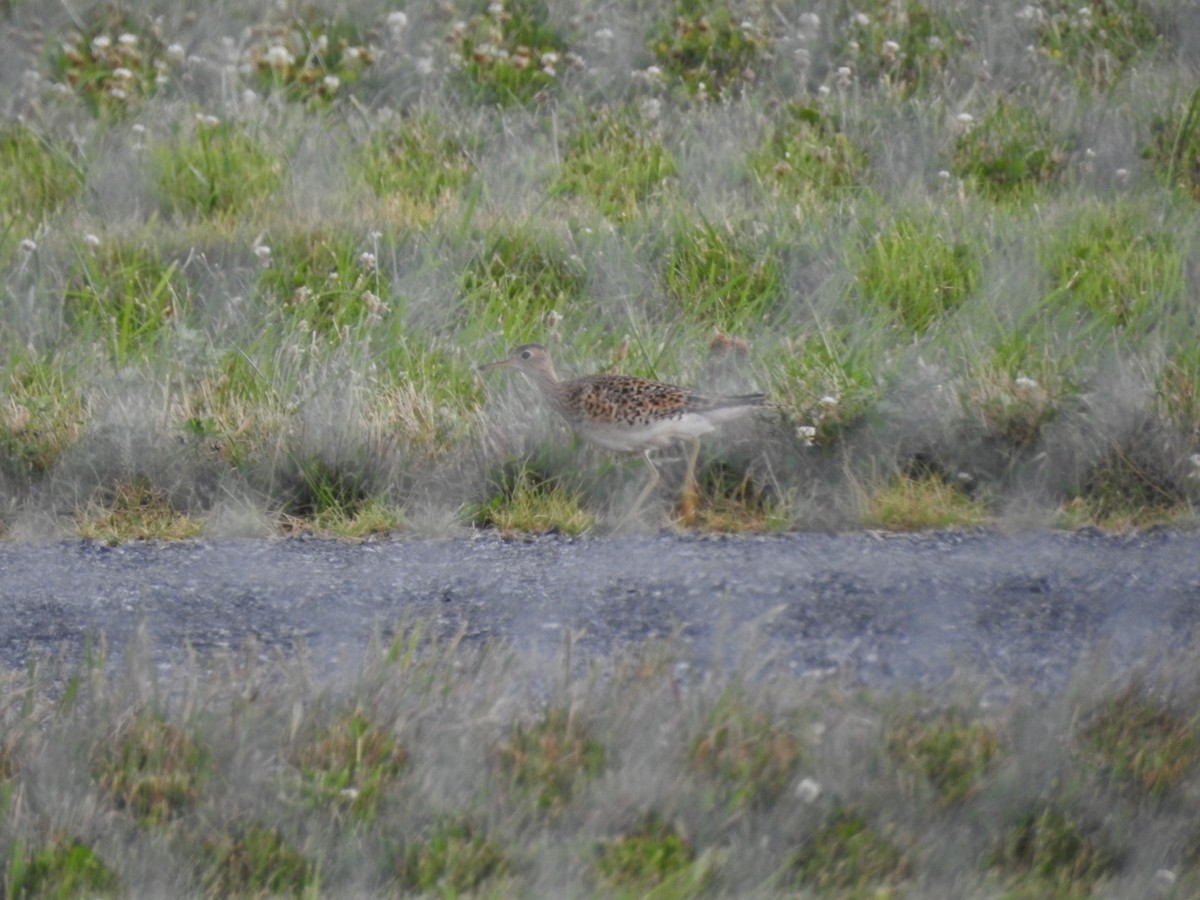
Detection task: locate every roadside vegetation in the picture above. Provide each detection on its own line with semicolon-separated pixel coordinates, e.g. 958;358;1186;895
1;621;1199;896
1;0;1198;539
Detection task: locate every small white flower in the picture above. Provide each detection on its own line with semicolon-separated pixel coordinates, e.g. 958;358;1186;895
853;12;870;26
109;88;127;100
882;39;900;59
254;244;272;262
819;395;839;408
19;238;37;253
416;57;434;76
323;74;340;91
799;12;820;31
639;97;661;120
546;309;563;327
387;11;408;31
1189;453;1200;469
836;66;853;89
265;44;295;70
646;65;662;78
956;112;974;124
796;777;822;803
817;84;831;97
84;233;101;248
195;113;220;127
111;66;134;81
1077;6;1092;17
166;43;185;63
542;51;559;65
1014;375;1039;390
315;34;329;54
937;169;951;180
358;251;377;270
345;46;363;61
131;123;146;135
1115;167;1130;179
488;1;505;14
91;35;112;52
796;425;817;446
118;33;138;48
340;787;359;800
594;27;614;41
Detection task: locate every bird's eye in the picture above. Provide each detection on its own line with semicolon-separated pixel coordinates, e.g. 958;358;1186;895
520;350;533;359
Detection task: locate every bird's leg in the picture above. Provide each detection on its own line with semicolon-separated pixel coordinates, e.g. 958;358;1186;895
678;435;702;525
622;449;661;524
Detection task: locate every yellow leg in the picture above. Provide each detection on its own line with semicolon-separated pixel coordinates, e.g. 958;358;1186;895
623;449;661;524
678;436;702;525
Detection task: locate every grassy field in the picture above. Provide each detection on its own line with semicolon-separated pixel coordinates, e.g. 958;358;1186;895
3;0;1200;895
0;0;1197;537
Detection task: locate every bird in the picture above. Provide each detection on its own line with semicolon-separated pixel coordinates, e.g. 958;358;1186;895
477;343;768;523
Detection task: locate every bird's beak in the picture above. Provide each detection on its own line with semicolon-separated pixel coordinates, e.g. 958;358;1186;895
476;357;512;373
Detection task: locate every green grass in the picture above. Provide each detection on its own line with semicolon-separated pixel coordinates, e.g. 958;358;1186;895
1;617;1199;895
1;0;1199;536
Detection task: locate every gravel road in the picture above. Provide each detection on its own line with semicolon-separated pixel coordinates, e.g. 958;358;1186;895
1;528;1197;694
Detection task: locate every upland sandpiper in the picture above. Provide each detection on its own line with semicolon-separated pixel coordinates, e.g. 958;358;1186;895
477;343;767;522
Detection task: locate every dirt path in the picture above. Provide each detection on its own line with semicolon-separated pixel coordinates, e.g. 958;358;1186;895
1;528;1196;694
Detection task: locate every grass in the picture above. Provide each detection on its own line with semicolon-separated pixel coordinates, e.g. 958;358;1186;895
0;0;1199;536
0;611;1197;895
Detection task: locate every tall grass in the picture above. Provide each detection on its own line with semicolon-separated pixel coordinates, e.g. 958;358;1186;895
0;0;1197;536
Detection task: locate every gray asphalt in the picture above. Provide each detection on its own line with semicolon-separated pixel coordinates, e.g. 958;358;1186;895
1;528;1197;693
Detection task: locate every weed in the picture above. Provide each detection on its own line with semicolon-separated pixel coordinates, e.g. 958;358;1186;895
553;108;678;219
200;825;314;898
0;125;84;225
661;219;783;331
77;479;206;544
1145;87;1200;200
786;808;911;894
450;0;569;105
691;688;804;808
1026;0;1163;88
395;819;509;894
0;354;86;478
243;17;374;104
1080;683;1200;798
855;215;980;332
5;834;118;898
294;707;407;817
594;812;705;894
749;101;866;202
951;98;1069;200
92;709;207;824
1065;436;1187;530
989;806;1114;894
650;0;770;99
495;705;606;812
472;465;595;535
834;0;967;96
360;115;477;221
887;709;1002;803
152;120;284;221
460;227;588;334
961;366;1061;453
47;10;176;115
687;461;788;533
64;239;188;366
1037;201;1185;329
865;472;990;531
256;229;388;336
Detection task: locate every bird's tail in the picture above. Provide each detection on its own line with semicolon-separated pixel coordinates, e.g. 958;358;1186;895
687;391;770;421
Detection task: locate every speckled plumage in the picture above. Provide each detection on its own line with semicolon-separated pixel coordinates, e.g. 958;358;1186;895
478;343;768;522
478;343;766;453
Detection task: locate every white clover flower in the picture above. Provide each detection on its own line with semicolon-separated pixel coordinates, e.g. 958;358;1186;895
166;43;185;63
938;169;951;180
546;309;563;327
836;66;853;88
646;65;662;78
315;34;329;54
111;66;134;81
956;112;974;124
358;251;377;270
797;425;817;446
196;113;220;127
362;290;389;316
108;88;127;100
416;57;434;76
118;33;138;48
345;45;363;61
1115;167;1130;179
542;64;556;77
799;12;820;30
795;777;822;803
91;35;112;52
265;44;295;70
542;51;559;65
639;97;661;120
882;39;900;57
84;233;101;248
19;238;37;253
853;12;870;26
1014;375;1039;390
131;123;146;135
323;74;340;92
817;84;831;97
488;1;505;15
254;244;272;262
819;395;839;408
387;11;408;30
594;27;614;41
